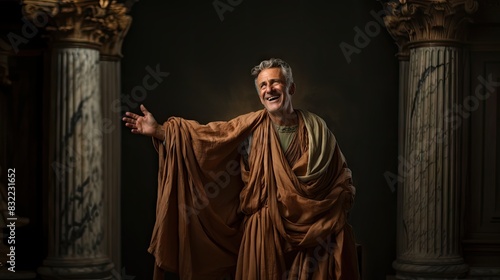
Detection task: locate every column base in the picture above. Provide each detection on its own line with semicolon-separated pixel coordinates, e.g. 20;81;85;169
394;257;469;279
37;257;114;280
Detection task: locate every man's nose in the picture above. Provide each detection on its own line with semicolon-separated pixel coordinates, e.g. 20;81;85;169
263;84;273;93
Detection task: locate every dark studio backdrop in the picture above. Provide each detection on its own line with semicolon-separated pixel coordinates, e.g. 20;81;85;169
120;1;399;279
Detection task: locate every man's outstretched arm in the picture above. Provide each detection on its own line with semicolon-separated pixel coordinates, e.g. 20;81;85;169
122;104;165;141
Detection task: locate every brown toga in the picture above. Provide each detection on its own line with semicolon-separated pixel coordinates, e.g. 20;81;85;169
149;109;359;280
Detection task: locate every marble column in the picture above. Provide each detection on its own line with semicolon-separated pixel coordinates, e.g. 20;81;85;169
42;45;113;279
398;45;467;278
100;3;132;273
382;1;478;279
22;1;119;279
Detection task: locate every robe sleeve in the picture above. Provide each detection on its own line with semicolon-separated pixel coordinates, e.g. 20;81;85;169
148;110;265;280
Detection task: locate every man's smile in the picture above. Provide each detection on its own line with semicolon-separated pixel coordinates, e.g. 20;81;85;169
267;95;280;102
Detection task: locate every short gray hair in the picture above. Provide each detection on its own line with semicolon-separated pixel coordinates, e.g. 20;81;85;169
251;58;294;87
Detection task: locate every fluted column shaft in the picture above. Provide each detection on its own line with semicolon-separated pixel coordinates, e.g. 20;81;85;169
100;56;122;272
39;46;113;279
393;46;467;279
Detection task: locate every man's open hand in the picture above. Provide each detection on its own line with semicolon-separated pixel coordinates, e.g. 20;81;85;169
122;104;161;138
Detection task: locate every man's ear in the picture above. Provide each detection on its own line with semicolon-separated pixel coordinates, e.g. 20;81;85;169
288;82;296;95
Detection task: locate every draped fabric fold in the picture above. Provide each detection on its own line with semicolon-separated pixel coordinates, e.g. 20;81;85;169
148;109;359;280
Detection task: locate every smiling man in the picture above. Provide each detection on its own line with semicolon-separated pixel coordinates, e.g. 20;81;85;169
123;58;359;280
255;66;296;124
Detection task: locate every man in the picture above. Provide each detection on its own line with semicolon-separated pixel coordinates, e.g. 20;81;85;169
123;58;359;280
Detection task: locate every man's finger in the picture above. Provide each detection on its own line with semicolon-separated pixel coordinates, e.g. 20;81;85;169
125;123;136;129
140;104;149;115
125;112;140;119
122;117;136;123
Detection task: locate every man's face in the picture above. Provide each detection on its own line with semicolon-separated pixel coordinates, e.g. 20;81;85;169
256;68;295;115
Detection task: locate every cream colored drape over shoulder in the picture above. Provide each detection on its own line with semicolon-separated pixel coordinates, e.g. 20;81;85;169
148;109;359;280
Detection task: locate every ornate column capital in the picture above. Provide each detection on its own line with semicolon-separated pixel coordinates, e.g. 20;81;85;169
100;1;132;59
383;0;479;51
21;0;113;48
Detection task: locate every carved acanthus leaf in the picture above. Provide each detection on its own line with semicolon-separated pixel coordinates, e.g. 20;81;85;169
100;1;132;57
22;0;113;45
383;0;479;49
